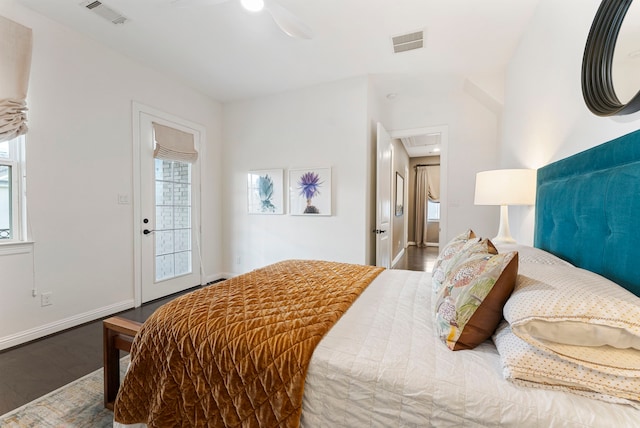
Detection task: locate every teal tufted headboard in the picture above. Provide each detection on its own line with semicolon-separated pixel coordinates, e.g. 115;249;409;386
534;129;640;297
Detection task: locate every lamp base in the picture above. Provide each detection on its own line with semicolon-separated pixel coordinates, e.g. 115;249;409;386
492;236;516;245
492;205;516;244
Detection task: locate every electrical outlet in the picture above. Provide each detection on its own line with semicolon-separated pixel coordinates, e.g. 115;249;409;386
41;292;53;307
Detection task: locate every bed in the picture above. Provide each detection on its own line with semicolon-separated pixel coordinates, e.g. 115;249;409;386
113;129;640;427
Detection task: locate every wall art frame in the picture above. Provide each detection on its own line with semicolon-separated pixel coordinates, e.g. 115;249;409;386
289;167;331;216
247;169;284;214
395;172;404;216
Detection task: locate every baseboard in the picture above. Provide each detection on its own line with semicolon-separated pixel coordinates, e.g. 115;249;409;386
391;248;405;268
407;241;439;248
204;272;229;284
216;271;239;280
0;299;135;351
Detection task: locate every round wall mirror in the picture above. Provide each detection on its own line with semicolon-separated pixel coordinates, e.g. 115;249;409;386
582;0;640;116
612;1;640;104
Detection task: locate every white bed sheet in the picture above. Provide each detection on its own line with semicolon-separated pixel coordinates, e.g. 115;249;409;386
116;268;640;427
301;269;640;427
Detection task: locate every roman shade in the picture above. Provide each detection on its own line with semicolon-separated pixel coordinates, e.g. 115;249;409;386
0;15;33;143
152;122;198;163
426;165;440;201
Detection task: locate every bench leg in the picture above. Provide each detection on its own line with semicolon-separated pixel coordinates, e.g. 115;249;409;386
103;317;142;410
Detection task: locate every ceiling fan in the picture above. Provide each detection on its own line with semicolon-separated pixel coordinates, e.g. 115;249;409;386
171;0;314;39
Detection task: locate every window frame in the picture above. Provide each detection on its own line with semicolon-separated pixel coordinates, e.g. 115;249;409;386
0;136;26;243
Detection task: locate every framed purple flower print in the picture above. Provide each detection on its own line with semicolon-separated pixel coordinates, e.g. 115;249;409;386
289;167;331;216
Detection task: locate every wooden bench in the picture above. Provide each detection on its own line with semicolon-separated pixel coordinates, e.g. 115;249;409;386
103;316;142;410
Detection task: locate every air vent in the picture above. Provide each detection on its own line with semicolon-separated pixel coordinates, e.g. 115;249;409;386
401;134;440;147
392;31;424;53
80;1;129;25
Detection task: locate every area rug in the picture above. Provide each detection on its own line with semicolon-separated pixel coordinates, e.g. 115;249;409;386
0;356;129;427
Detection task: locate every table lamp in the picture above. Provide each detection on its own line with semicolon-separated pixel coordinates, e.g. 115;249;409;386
474;169;536;244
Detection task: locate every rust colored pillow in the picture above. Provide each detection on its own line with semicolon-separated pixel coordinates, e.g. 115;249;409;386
435;248;518;350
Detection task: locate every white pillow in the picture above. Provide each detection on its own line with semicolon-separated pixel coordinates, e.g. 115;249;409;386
493;321;640;406
504;263;640;361
493;244;572;267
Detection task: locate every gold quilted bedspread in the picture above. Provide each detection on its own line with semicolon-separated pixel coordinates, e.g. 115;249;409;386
114;260;384;427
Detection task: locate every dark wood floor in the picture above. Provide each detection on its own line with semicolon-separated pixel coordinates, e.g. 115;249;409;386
0;247;437;416
392;245;439;271
0;288;193;415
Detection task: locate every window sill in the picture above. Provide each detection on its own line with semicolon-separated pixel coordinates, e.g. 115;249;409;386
0;240;34;256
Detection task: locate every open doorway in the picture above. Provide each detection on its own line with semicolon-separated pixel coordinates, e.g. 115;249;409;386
389;125;448;271
410;156;440;247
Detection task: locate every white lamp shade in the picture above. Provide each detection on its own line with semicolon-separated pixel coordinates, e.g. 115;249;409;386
474;169;537;206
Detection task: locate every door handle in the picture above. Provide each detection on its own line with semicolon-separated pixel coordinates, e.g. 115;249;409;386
373;229;387;234
143;229;154;235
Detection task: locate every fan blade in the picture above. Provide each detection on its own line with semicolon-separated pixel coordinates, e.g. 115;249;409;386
264;0;313;39
170;0;229;8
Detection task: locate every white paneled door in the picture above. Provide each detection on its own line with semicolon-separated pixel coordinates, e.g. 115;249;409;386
376;122;393;268
137;109;202;304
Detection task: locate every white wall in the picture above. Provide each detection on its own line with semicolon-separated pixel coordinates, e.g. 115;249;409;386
0;2;222;349
502;0;640;244
222;77;370;274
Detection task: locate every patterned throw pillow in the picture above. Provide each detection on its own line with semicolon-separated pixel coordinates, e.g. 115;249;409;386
432;235;498;298
432;229;478;295
435;248;518;351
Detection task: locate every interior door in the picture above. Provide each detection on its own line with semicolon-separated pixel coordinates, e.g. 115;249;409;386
376;122;393;268
139;112;202;303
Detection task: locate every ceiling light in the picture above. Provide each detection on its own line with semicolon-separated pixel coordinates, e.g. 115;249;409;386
241;0;264;12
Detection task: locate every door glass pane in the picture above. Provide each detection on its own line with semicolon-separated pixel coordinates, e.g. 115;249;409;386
0;165;11;239
156;254;175;281
154;159;192;281
174;251;192;276
156;206;174;230
155;230;174;256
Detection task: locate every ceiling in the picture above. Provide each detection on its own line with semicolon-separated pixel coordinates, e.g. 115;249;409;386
17;0;542;104
400;134;441;158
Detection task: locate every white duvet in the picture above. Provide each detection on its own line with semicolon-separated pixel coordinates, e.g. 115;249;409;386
116;268;640;427
301;269;640;427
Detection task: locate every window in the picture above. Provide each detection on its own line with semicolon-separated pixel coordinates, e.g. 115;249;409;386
427;199;440;221
0;136;26;241
154;158;192;281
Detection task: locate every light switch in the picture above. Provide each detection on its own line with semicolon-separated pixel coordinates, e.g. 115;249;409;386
118;194;130;205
